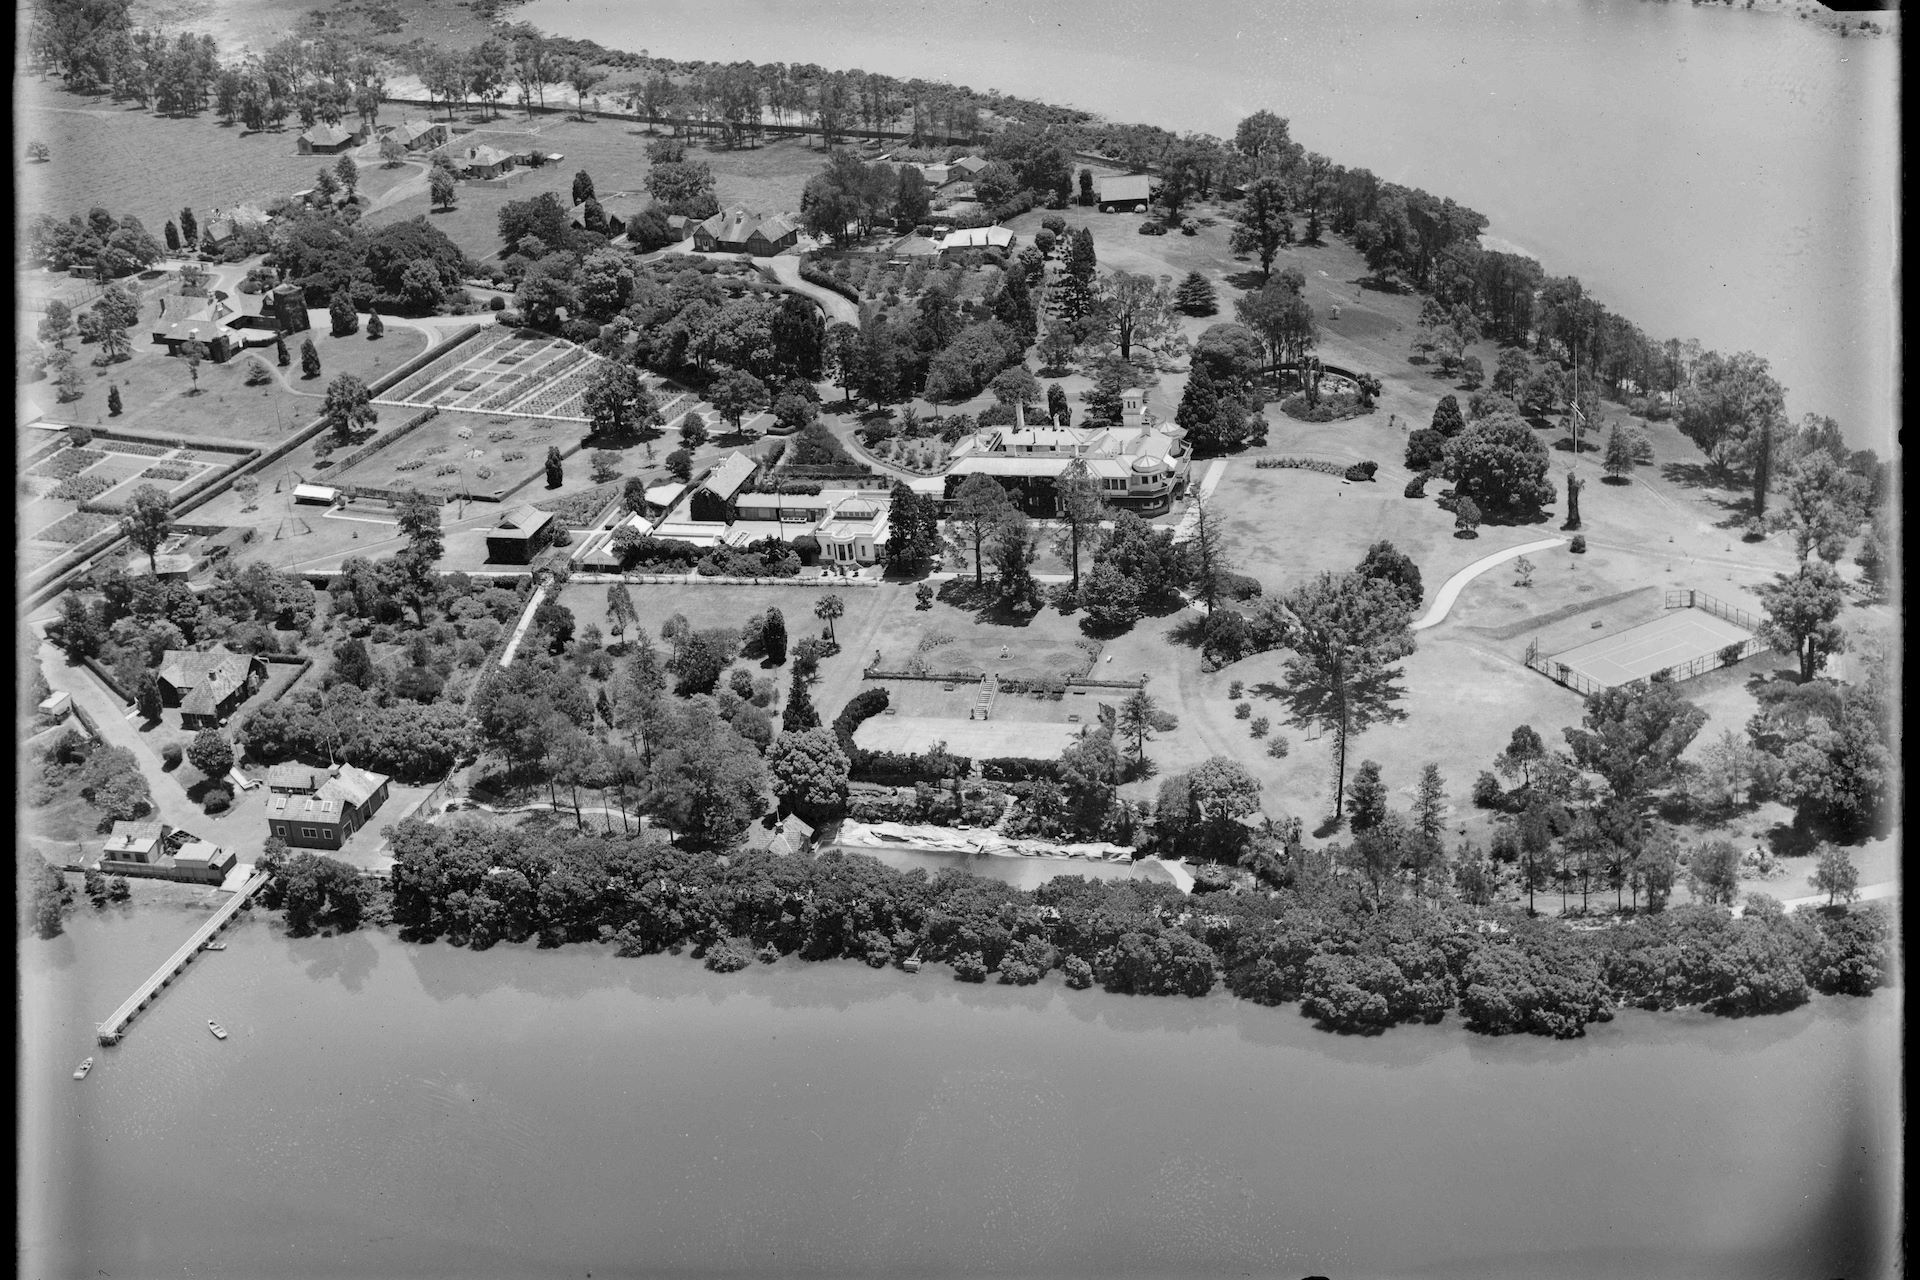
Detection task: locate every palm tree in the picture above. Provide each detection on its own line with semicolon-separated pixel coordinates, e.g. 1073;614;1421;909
814;593;844;646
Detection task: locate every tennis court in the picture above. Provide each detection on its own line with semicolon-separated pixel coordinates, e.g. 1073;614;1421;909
1549;609;1754;688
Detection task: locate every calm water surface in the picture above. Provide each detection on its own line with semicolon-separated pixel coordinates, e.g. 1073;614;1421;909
515;0;1898;447
20;896;1899;1278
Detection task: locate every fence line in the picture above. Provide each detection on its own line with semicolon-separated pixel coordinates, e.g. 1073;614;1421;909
1524;650;1604;697
1526;629;1769;696
1664;587;1761;632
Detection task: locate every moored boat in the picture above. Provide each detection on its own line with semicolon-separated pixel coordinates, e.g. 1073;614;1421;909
73;1057;93;1080
207;1020;228;1040
900;954;922;973
202;940;227;951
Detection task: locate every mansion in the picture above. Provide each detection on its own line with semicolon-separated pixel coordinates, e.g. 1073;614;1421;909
943;394;1192;516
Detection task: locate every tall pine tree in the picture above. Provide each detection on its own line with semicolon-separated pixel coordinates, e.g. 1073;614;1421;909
782;668;820;732
1175;271;1217;316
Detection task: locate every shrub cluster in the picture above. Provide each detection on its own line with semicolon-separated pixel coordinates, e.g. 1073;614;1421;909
1254;456;1346;475
695;537;801;579
852;746;971;783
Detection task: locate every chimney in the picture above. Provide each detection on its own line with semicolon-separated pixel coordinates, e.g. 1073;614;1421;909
1014;400;1025;430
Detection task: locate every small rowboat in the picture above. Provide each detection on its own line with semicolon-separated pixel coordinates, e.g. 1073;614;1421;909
207;1020;228;1040
73;1058;94;1080
202;941;227;952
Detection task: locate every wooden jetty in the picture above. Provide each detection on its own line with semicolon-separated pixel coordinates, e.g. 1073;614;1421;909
96;872;268;1046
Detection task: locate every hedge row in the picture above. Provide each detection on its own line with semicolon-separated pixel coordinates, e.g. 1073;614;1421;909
853;747;973;784
1254;456;1348;475
831;687;892;759
799;261;863;304
328;405;441;473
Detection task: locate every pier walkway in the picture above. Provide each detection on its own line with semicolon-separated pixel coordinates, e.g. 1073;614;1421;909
96;872;269;1046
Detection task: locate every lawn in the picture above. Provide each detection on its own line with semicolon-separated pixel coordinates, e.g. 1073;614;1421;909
875;606;1100;683
22;320;428;444
16;94;327;241
363;126;826;264
702;136;833;217
364;116;656;262
551;579;893;717
23;777;104;865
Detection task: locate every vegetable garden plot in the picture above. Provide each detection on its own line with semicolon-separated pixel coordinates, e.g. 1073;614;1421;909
32;510;117;544
29;448;106;480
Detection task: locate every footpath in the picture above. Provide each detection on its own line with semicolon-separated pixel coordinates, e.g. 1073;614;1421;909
1411;537;1567;631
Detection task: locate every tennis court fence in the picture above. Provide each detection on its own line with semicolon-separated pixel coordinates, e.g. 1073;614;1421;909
1523;615;1770;696
1664;588;1761;631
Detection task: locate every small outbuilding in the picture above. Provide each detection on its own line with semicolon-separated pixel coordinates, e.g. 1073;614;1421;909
293;483;340;506
642;481;687;517
1097;173;1154;212
937;225;1016;253
170;840;238;885
485;503;557;564
101;821;169;868
384;119;448;151
297;122;367;154
456;145;518;179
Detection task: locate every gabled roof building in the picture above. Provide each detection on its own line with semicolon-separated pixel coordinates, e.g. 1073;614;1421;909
156;649;267;727
691;209;801;256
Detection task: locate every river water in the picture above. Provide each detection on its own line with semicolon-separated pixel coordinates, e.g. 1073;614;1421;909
20;895;1899;1277
513;0;1898;447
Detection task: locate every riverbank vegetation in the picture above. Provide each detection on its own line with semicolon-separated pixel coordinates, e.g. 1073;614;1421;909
258;813;1894;1041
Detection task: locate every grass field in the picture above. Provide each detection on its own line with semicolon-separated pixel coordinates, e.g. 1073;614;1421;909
21;319;428;444
877;612;1098;683
551;579;893;718
364;116;655;260
16;95;324;244
363;124;826;262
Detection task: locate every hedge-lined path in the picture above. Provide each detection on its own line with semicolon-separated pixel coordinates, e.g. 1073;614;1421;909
761;253;861;327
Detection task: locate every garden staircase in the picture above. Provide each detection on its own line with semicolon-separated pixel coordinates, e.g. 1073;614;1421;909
973;673;998;721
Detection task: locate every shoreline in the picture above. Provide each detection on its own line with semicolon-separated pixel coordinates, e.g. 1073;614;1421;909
36;0;1896;445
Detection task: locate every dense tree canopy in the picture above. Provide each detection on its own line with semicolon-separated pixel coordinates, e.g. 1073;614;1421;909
1442;411;1555;519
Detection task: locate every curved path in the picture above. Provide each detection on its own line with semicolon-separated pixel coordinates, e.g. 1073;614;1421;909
1411;536;1567;631
760;254;862;327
